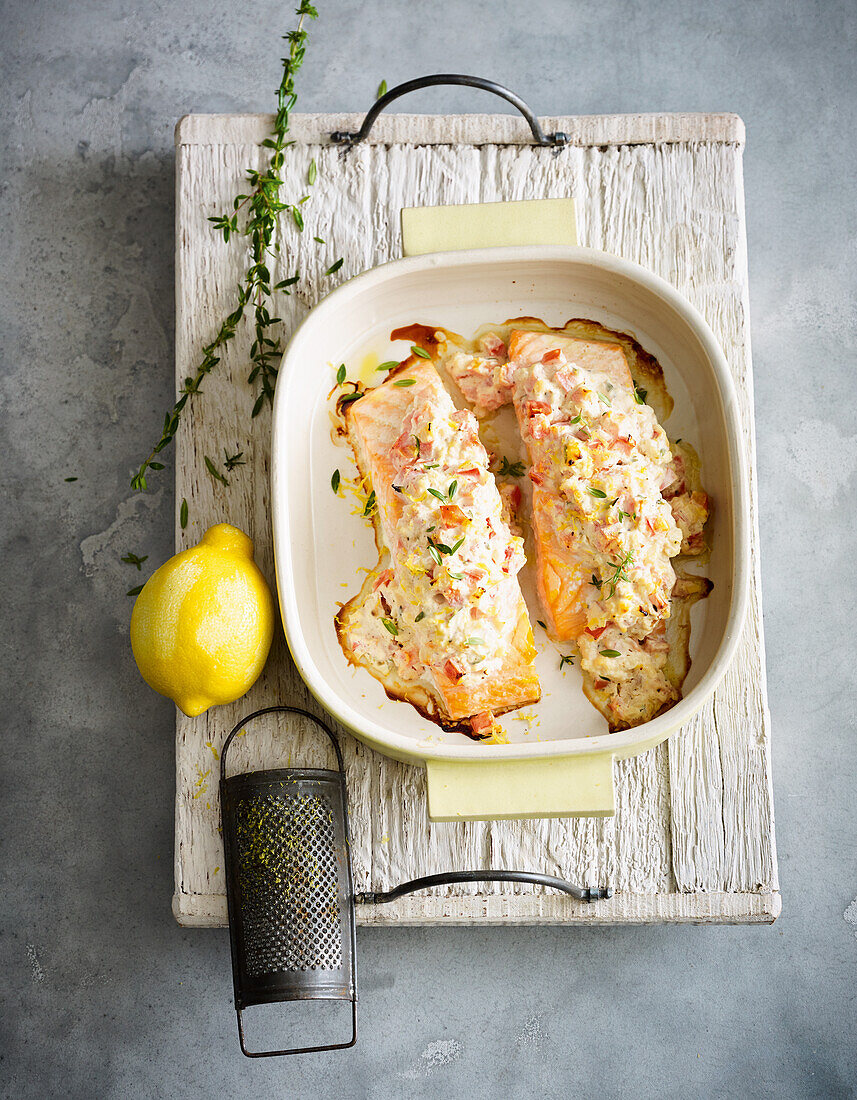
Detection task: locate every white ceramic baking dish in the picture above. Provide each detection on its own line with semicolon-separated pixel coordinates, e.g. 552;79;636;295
271;245;749;820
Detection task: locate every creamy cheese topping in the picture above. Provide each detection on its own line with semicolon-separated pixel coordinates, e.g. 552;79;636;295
351;379;526;698
514;349;682;636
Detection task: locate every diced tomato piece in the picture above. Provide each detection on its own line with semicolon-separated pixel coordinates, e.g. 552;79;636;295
443;658;464;683
470;710;497;738
456;467;482;480
554;364;576;392
529;468;545;486
440;503;468;525
372;568;393;591
526;400;552;417
481;334;506;357
586;626;607;639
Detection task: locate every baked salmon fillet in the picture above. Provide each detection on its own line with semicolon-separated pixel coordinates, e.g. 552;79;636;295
427;319;711;732
335;357;540;738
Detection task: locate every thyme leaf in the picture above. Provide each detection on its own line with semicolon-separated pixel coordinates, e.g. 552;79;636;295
331;469;341;494
204;455;229;486
499;457;525;477
599;649;621;658
381;617;398;636
180;499;189;528
410;345;431;359
121;552;148;571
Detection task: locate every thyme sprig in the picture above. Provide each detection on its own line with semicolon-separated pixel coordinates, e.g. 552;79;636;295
131;2;319;493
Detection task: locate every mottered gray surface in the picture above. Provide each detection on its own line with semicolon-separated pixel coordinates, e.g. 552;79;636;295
1;0;856;1096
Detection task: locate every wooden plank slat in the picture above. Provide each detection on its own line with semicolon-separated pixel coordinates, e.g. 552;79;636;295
172;112;776;926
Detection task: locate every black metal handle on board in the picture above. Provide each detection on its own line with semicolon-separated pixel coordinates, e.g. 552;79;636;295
330;74;568;148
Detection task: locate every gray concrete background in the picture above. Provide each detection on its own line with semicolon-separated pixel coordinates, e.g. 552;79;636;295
1;0;855;1096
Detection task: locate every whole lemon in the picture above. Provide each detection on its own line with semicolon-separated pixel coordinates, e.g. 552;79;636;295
130;523;275;716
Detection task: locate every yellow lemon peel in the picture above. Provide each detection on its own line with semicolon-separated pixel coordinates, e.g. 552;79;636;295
130;523;275;717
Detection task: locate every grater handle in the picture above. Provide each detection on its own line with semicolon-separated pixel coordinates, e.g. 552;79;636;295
219;705;344;784
330;74;568;148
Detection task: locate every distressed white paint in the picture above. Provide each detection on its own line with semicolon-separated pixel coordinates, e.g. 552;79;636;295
173;113;777;925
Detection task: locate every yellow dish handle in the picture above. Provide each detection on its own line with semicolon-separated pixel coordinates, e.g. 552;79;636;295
401;197;577;256
426;753;615;821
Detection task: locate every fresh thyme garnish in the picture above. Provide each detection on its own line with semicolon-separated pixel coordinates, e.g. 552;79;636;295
600;649;621;657
180;499;189;528
204;455;229;486
448;571;464;580
393;378;416;387
376;360;399;371
414;611;425;622
569;413;582;425
121;552;149;571
411;345;432;359
127;584;144;597
588;487;607;498
633;380;648;404
559;654;575;669
424;463;439;469
362;490;376;517
381;617;398;636
602;551;634;597
336;364;346;386
591;574;601;588
449;537;465;553
499;457;526;477
427;542;443;566
377;79;388;99
131;3;319;491
448;480;457;498
465;637;486;646
331;469;341;494
427;488;447;502
308;159;317;186
325;258;344;276
64;476;78;482
537;620;546;629
598;391;612;406
339;390;363;405
224;448;245;472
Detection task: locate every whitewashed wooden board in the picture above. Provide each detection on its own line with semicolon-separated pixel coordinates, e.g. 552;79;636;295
172;110;778;926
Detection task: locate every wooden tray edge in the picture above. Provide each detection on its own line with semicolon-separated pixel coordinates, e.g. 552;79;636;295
173;889;780;927
174;111;745;149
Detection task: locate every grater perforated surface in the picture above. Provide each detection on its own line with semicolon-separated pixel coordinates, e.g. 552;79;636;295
233;789;344;976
